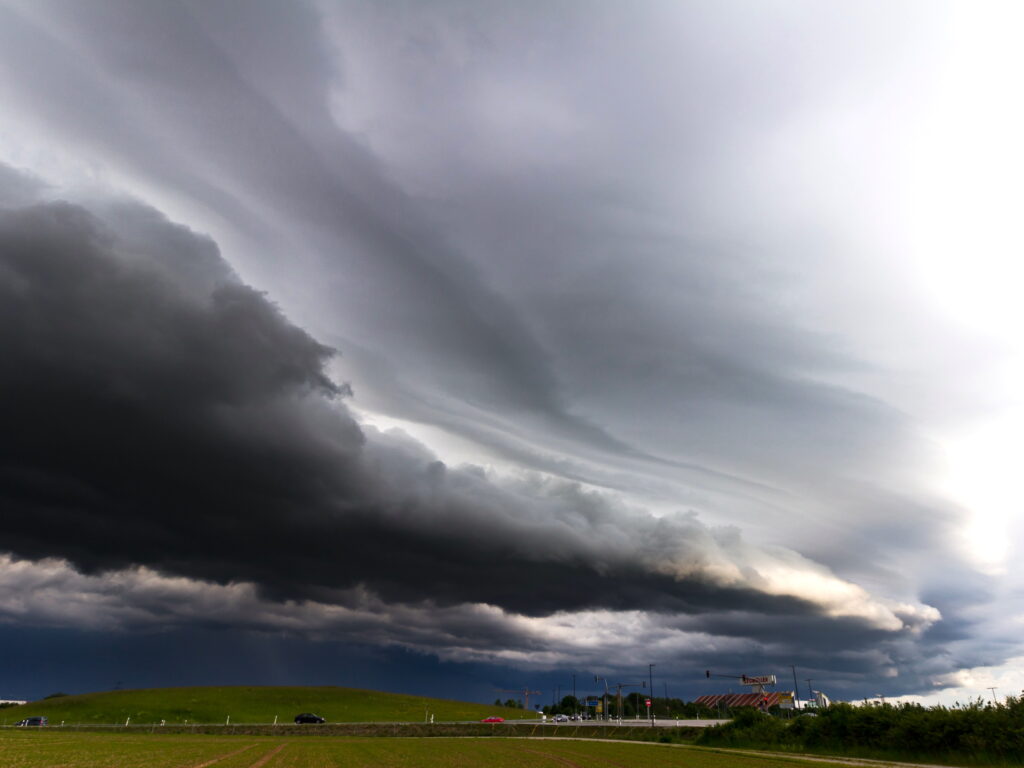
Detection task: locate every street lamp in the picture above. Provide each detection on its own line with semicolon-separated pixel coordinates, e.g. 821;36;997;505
648;664;655;726
594;676;609;722
572;673;576;718
791;666;800;710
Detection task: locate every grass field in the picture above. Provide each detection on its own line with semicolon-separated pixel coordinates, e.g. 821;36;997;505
1;686;530;726
0;731;835;768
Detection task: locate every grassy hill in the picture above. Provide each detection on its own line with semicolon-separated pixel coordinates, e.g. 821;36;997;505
1;686;537;725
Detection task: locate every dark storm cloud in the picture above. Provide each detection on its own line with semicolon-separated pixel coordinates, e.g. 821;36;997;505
0;0;951;527
0;164;46;207
0;0;628;457
0;0;1003;702
0;190;930;651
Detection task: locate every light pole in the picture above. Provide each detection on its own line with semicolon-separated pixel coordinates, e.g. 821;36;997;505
988;687;998;705
791;666;800;710
572;673;576;718
595;676;609;722
648;664;655;726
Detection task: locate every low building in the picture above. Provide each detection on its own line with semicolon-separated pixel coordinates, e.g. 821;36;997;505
695;691;792;709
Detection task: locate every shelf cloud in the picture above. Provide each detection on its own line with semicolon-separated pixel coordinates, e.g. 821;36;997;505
1;1;1020;704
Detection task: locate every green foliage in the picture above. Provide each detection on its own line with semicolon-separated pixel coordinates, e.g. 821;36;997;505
663;698;716;719
698;696;1024;764
541;695;716;720
43;692;68;699
542;695;582;716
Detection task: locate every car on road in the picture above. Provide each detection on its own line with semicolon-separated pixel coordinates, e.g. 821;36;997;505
294;713;325;724
480;716;505;723
552;714;569;722
15;716;48;727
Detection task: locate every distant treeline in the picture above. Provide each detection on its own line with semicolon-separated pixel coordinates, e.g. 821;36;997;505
697;697;1024;765
541;694;717;719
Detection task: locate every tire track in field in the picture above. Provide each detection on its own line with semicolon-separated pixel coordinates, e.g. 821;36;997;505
526;745;630;768
514;745;586;768
528;739;963;768
185;742;257;767
247;743;286;767
523;743;630;768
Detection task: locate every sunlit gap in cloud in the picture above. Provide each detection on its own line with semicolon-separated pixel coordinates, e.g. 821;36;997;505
902;2;1024;574
346;401;498;473
887;654;1024;708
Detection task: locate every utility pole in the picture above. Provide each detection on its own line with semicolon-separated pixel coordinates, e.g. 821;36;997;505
594;676;610;722
988;687;998;705
613;681;646;721
791;666;800;709
648;664;655;726
572;674;576;718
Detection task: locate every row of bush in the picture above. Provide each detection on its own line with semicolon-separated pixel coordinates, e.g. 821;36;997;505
540;694;718;719
697;697;1024;764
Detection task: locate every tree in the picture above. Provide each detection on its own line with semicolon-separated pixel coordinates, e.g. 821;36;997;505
559;695;580;715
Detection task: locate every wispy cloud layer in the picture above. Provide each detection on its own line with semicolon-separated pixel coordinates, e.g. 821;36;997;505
0;0;1021;702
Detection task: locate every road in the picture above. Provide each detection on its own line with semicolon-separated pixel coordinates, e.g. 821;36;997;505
504;718;726;728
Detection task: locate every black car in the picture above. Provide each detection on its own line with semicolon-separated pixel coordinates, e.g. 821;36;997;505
294;712;325;724
15;716;48;727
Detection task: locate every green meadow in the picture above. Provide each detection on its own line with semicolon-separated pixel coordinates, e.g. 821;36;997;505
0;731;838;768
1;686;530;726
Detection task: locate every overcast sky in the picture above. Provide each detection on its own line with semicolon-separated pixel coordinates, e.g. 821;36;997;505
1;0;1023;706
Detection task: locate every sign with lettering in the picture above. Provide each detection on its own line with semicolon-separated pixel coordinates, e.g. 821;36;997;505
741;675;777;686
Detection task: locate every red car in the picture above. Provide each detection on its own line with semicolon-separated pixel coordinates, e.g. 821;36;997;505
481;716;505;723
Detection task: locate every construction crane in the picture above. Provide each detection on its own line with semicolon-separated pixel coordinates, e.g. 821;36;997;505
496;687;542;713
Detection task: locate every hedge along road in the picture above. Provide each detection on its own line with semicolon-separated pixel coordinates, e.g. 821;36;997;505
0;731;964;768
